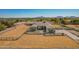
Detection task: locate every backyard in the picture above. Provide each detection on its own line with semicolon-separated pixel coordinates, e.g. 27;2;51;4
0;23;79;48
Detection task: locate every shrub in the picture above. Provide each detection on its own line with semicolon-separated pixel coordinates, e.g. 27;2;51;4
48;28;55;34
28;27;36;32
0;23;7;31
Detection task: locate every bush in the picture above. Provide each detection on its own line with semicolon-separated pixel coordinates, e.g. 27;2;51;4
48;28;55;34
0;23;7;31
71;20;79;24
28;27;36;32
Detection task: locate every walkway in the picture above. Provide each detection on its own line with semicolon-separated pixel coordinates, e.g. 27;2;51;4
56;30;79;40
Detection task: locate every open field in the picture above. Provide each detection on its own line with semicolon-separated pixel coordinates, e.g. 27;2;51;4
52;25;62;28
65;25;79;29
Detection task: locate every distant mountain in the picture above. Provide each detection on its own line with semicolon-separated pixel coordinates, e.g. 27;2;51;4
69;16;76;18
57;16;63;18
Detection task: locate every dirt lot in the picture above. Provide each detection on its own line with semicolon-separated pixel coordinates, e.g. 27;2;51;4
0;34;79;48
1;25;28;36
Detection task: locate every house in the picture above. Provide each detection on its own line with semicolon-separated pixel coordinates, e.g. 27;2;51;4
27;22;55;35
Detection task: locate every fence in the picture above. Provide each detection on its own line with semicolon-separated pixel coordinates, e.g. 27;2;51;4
0;36;17;41
0;25;26;41
0;31;25;41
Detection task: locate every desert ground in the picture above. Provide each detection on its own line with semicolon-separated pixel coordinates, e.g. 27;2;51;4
65;25;79;29
0;24;79;48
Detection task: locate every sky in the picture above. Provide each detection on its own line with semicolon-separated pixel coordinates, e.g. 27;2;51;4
0;9;79;18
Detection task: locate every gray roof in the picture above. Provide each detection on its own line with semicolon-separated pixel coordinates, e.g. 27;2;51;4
32;22;52;28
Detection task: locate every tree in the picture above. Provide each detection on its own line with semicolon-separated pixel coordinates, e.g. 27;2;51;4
71;20;79;24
